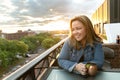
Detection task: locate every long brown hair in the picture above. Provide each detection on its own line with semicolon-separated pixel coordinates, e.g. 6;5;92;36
69;15;102;49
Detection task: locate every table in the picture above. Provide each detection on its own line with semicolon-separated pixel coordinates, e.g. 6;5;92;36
41;68;120;80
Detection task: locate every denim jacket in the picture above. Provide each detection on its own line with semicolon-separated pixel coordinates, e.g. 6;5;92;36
58;38;104;72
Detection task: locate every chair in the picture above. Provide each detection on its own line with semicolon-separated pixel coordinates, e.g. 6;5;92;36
102;44;120;71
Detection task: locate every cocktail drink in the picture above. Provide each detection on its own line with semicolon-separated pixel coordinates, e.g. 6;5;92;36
85;63;98;76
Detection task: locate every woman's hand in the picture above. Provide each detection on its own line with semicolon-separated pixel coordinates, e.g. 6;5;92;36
74;63;87;75
85;63;98;76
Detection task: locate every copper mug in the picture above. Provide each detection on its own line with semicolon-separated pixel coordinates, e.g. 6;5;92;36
85;63;98;76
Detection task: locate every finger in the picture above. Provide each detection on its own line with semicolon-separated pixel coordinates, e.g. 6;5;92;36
81;71;87;75
82;68;87;72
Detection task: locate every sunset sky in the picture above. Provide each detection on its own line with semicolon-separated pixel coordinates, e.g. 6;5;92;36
0;0;104;33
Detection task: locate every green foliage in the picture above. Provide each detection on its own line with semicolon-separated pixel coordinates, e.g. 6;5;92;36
20;32;53;51
0;50;9;67
37;33;61;49
36;32;52;38
0;32;61;70
16;41;28;53
35;36;45;44
41;37;61;49
0;38;9;51
36;32;53;43
53;37;61;43
0;38;28;67
20;36;37;51
41;38;55;49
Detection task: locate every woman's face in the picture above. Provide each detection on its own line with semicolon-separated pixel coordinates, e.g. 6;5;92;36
71;20;86;42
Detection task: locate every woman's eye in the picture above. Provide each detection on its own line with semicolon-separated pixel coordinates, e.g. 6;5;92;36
72;27;82;31
77;27;82;30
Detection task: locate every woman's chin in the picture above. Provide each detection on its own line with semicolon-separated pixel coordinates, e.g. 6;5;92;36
75;38;82;41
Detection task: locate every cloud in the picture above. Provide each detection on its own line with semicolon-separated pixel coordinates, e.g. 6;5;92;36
0;0;105;27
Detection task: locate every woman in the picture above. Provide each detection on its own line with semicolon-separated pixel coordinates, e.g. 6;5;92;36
58;15;104;75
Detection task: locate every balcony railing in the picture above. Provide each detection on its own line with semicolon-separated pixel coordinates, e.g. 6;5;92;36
3;37;120;80
3;37;68;80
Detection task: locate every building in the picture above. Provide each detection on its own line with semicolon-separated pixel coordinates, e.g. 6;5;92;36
92;0;120;35
1;30;36;40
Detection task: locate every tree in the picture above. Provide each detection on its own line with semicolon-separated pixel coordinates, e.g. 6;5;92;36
41;38;56;49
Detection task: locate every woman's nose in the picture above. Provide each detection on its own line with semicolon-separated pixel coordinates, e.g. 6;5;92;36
74;30;79;34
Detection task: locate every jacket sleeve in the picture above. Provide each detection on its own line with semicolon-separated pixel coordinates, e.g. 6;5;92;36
89;43;104;69
57;39;77;72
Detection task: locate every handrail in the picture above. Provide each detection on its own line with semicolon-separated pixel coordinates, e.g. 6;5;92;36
3;37;68;80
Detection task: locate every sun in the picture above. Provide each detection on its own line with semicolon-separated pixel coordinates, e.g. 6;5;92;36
42;20;69;31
